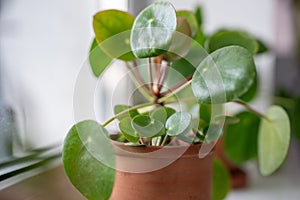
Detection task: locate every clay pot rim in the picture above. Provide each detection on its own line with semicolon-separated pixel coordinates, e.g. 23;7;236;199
111;140;214;158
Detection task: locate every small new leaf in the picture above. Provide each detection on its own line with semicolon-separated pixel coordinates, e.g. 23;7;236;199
166;112;192;136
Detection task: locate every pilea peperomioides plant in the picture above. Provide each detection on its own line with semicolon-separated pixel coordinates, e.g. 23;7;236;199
63;1;291;200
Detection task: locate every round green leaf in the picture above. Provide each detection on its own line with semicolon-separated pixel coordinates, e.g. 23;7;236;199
166;112;192;136
132;115;164;137
212;158;230;200
89;39;112;77
239;73;258;102
176;10;199;38
191;46;256;104
119;117;140;143
149;107;176;137
130;1;177;58
258;106;291;176
208;30;259;54
113;104;139;121
150;107;176;124
224;111;260;164
93;10;135;61
63;120;115;200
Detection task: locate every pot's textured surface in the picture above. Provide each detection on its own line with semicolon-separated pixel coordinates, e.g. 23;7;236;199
110;143;213;200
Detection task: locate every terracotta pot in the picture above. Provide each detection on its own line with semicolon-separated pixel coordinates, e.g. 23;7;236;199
110;143;214;200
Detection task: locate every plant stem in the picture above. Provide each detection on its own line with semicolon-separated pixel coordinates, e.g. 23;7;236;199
148;58;155;94
164;97;197;105
161;134;169;146
158;80;192;104
232;100;271;121
131;61;151;92
160;74;193;97
102;102;156;127
139;138;145;145
125;62;153;101
157;63;169;94
154;56;163;85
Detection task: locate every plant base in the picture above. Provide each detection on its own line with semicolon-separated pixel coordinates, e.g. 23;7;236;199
110;143;213;200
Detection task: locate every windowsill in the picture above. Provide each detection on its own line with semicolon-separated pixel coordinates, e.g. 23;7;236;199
0;146;62;189
0;164;85;200
227;138;300;199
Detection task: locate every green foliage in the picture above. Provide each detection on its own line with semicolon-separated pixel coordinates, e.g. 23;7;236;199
224;111;260;164
163;17;192;61
194;6;206;47
132;115;164;137
130;1;177;58
239;74;258;102
63;120;115;200
89;39;112;77
199;103;211;124
212;158;230;200
290;98;300;139
114;104;139;121
256;38;269;54
119;117;140;143
150;107;176;136
176;10;199;38
192;46;256;103
258;106;291;176
150;107;176;123
63;2;291;200
93;9;135;61
208;30;259;54
170;41;208;78
166;112;192;136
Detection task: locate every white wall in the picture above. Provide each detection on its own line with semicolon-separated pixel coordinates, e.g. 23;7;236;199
170;0;276;46
1;0;98;151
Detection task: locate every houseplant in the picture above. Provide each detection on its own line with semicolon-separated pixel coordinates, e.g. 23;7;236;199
62;1;291;200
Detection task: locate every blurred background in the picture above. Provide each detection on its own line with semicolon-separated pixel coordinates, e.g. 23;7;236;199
0;0;299;199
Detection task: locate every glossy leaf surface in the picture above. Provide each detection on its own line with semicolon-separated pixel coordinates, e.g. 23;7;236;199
192;46;256;104
150;107;176;124
63;120;115;200
239;74;258;102
130;1;177;58
132;115;164;137
166;112;192;136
